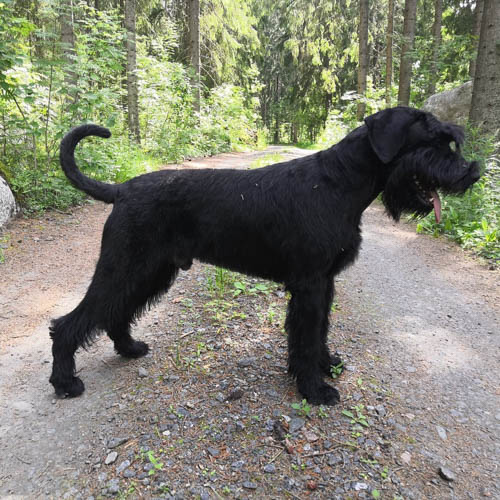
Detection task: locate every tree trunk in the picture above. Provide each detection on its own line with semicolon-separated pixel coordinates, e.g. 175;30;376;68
60;0;77;103
469;0;484;80
385;0;394;106
469;0;500;138
124;0;140;143
427;0;442;96
357;0;369;120
187;0;200;113
398;0;417;106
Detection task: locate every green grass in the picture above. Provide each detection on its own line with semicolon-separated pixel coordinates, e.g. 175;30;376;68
250;153;284;169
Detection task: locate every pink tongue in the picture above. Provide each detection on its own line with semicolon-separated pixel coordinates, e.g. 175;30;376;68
431;190;441;223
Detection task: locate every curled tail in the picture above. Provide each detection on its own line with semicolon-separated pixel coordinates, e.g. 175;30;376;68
60;124;117;203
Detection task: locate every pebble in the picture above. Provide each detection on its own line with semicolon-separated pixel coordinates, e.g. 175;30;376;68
375;404;386;417
207;447;219;457
288;417;305;434
105;451;118;465
237;357;257;367
108;437;128;449
264;463;276;473
242;481;257;489
400;451;412;464
226;388;244;401
107;479;120;494
138;367;148;378
438;466;456;482
354;482;368;491
116;460;130;474
436;425;447;440
303;430;319;442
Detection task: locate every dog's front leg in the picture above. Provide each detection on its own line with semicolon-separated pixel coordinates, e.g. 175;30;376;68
286;279;340;405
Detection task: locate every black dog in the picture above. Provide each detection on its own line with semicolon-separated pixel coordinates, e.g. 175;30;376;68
49;107;480;405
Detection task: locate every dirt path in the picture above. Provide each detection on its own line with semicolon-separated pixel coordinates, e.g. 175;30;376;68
0;148;498;499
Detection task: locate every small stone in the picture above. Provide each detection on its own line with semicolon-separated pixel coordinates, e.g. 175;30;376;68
303;430;319;442
226;388;244;401
288;417;305;434
264;463;276;473
375;404;386;417
116;460;130;474
354;482;368;491
138;367;148;378
242;481;257;490
108;437;128;449
438;466;456;482
406;366;417;373
237;357;256;368
105;451;118;465
107;479;120;494
400;451;411;464
231;460;245;470
123;469;136;478
436;425;447;440
328;454;341;466
207;447;219;457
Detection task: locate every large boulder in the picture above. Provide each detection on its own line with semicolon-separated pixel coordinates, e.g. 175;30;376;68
422;81;472;125
0;175;17;228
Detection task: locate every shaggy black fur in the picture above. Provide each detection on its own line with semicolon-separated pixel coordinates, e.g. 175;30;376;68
49;107;480;405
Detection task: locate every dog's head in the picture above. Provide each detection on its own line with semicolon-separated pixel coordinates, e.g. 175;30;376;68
364;106;481;222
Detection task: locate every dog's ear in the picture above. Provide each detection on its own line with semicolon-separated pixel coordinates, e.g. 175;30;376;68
440;122;465;147
364;107;419;163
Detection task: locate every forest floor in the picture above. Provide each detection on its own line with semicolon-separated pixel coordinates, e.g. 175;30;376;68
0;147;498;500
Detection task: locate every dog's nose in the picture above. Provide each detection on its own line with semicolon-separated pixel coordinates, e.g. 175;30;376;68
468;162;481;183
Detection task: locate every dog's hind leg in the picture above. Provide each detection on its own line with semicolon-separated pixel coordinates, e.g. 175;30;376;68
319;278;343;378
49;302;96;397
104;262;179;359
286;278;340;405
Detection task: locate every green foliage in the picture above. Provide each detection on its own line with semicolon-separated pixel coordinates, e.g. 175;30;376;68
291;399;312;418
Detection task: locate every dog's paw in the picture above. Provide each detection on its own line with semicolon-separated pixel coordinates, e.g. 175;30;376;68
299;382;340;406
51;376;85;398
117;340;149;359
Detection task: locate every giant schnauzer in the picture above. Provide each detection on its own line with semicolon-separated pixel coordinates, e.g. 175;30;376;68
50;107;480;405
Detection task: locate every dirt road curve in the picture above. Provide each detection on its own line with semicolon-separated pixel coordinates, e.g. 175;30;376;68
0;148;498;499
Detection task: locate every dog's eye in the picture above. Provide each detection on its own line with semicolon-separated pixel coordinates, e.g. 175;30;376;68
449;142;457;152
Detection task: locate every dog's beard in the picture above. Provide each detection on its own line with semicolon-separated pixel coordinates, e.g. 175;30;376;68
382;148;480;223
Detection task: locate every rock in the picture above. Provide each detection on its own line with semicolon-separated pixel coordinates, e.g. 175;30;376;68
400;451;412;464
242;481;257;489
264;463;276;473
116;460;130;474
375;404;386;417
108;437;129;449
138;367;148;378
226;388;244;401
207;447;219;457
422;81;472;125
303;430;319;442
288;417;305;434
354;482;368;491
436;425;447;441
237;357;257;368
107;479;120;494
0;175;17;228
105;451;118;465
438;466;456;482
